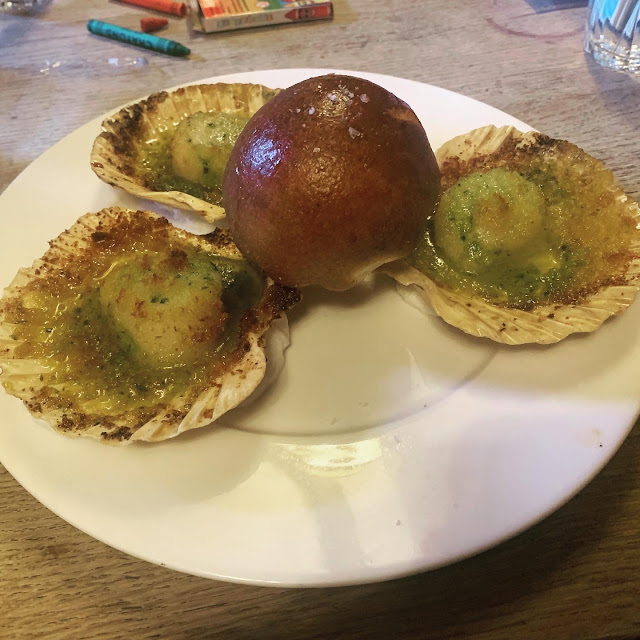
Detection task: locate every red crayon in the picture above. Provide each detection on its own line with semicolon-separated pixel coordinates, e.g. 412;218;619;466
118;0;187;17
285;5;333;21
140;17;169;32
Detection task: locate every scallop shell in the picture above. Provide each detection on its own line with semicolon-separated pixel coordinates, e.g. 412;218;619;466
381;125;640;345
90;83;280;223
0;208;300;444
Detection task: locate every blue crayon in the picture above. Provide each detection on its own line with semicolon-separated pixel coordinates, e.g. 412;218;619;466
87;19;191;57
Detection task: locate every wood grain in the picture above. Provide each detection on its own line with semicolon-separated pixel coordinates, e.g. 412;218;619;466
1;1;639;638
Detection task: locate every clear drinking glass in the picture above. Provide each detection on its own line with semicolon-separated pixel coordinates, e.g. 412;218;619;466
0;0;53;13
585;0;640;74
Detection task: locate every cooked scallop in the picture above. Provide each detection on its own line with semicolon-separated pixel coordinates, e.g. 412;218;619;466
381;125;640;344
0;208;300;443
90;83;279;223
171;111;248;190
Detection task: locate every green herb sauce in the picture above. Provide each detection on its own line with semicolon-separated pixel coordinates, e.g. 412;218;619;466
137;111;249;203
411;158;636;308
8;239;263;416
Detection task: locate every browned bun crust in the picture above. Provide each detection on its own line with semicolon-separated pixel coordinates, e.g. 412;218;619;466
222;74;440;290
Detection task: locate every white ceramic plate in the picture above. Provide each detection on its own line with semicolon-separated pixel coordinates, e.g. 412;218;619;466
2;69;640;587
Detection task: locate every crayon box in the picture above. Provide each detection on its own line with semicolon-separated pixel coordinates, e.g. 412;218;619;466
188;0;333;33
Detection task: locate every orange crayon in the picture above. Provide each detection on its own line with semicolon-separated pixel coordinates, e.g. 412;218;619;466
118;0;187;17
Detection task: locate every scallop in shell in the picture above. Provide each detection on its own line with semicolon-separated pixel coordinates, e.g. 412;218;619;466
90;83;279;223
0;208;300;444
381;125;640;344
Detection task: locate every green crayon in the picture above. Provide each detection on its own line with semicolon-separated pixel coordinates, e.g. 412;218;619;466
87;19;191;57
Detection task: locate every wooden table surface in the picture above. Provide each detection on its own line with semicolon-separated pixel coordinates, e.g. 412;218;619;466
1;1;639;638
